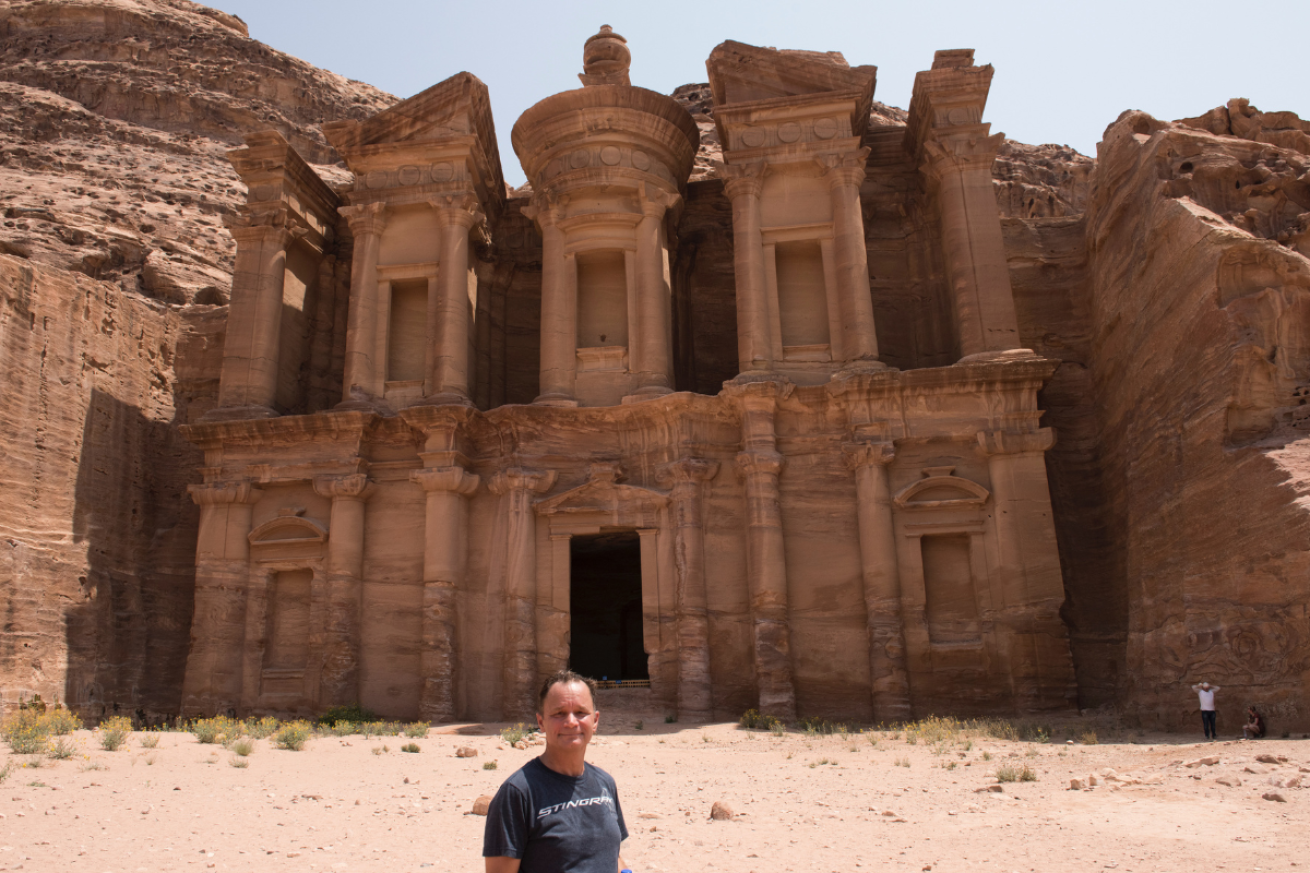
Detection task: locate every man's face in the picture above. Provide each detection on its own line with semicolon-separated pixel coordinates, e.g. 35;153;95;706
1202;683;1210;690
536;681;599;754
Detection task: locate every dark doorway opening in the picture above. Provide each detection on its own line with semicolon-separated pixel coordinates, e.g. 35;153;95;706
569;531;648;682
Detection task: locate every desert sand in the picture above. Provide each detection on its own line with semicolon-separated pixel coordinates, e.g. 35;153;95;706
0;709;1306;873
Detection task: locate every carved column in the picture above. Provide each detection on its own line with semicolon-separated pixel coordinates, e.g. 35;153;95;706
339;202;388;405
632;185;678;396
722;165;772;374
312;473;374;708
843;441;911;722
216;222;298;415
978;427;1074;712
490;467;557;719
659;458;720;721
412;465;480;722
921;134;1023;359
726;378;796;719
182;479;262;715
430;195;484;402
820;149;880;363
524;200;578;406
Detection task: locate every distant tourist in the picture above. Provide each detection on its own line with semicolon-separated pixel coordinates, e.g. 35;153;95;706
1243;705;1266;740
1190;681;1220;741
483;670;630;873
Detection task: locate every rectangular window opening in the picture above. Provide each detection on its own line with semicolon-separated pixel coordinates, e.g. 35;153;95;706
775;240;830;351
921;534;981;645
387;279;427;383
576;251;629;350
263;568;312;670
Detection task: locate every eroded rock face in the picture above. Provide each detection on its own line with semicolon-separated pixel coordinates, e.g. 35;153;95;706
0;0;391;305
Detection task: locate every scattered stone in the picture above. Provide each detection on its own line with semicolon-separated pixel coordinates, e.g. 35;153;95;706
1216;777;1241;788
513;741;527;750
1069;778;1086;790
975;785;1004;794
1256;754;1288;765
638;813;660;820
456;747;478;758
1245;766;1267;775
470;795;493;816
1262;791;1287;803
709;801;734;821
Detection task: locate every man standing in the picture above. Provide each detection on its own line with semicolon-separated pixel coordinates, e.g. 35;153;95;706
1191;681;1220;741
484;670;629;873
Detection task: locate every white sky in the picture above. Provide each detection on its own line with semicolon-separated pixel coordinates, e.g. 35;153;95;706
212;0;1306;187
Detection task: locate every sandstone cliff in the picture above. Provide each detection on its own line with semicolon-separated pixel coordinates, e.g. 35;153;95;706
0;0;393;718
3;0;1308;728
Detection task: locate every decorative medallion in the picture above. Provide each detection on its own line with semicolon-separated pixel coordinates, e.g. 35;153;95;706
814;118;839;140
778;122;802;143
741;127;766;148
570;149;591;169
397;165;422;186
366;170;389;189
431;162;454;182
948;107;971;125
631;150;651;170
600;146;622;166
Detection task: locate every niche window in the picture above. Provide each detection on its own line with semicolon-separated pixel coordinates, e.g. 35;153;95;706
920;534;981;645
576;251;629;349
387;278;428;383
264;568;312;670
774;240;830;351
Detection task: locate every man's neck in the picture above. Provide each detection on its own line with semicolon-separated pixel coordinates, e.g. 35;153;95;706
539;749;587;777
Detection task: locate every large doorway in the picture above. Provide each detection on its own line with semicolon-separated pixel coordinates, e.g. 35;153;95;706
569;531;648;682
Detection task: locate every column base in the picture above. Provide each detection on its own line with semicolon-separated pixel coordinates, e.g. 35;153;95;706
533;393;578;408
831;359;893;380
621;385;674;405
201;404;279;422
956;348;1038;364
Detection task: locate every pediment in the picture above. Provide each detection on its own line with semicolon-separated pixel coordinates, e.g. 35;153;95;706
894;470;989;511
323;72;495;154
248;515;327;545
706;41;876;112
535;478;669;518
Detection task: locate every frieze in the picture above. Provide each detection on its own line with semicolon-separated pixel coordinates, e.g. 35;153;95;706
353;161;469;192
728;116;851;152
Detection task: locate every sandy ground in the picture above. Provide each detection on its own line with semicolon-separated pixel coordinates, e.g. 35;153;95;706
0;711;1306;873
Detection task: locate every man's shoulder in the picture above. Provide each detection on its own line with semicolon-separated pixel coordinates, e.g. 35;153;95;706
584;762;618;787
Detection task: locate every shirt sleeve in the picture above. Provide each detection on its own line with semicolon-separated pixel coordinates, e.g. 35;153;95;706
483;780;532;859
612;776;629;842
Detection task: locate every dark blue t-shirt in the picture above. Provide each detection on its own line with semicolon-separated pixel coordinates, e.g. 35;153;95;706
483;758;628;873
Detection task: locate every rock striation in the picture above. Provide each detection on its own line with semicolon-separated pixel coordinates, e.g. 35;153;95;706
0;0;1307;730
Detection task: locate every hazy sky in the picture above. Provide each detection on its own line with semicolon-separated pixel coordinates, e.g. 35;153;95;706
213;0;1305;187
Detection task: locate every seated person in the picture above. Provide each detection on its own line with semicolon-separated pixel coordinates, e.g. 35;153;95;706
1242;705;1266;739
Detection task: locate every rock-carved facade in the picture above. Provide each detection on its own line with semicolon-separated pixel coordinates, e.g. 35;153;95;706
180;31;1077;721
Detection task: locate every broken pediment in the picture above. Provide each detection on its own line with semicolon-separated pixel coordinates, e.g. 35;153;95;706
706;40;876;118
534;463;668;527
322;72;505;217
248;514;328;563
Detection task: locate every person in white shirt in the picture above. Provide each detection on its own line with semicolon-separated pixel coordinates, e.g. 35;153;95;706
1191;681;1220;741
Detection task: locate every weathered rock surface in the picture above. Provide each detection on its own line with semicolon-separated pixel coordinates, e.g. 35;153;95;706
0;0;394;718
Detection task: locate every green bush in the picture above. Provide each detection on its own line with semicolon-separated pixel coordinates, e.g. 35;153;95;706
139;734;160;749
99;716;132;751
500;723;529;744
44;708;82;736
228;737;255;757
317;705;378;726
401;742;421;753
995;763;1037;783
402;722;430;739
275;720;311;751
2;709;52;754
244;716;279;739
48;736;77;760
190;716;240;745
483;760;498;770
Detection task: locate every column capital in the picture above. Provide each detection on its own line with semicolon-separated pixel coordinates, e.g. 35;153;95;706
657;457;720;490
842;441;895;470
977;427;1055;457
720;162;767;201
223;210;304;248
721;375;794;410
312;473;376;501
339;201;389;236
412;466;480;496
428;192;485;230
638;181;682;219
735;450;784;479
188;479;262;506
920;130;1005;181
521;193;565;229
488;466;557;496
816;147;871;190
